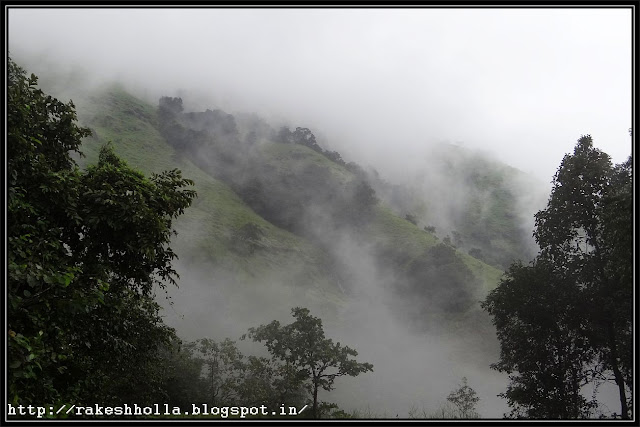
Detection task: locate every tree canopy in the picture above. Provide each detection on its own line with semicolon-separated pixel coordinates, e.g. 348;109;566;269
482;135;632;419
8;58;197;407
245;307;374;419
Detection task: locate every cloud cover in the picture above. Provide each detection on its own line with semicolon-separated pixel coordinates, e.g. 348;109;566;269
8;7;633;184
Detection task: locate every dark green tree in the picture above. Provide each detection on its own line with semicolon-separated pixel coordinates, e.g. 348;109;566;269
482;260;597;418
483;135;632;419
292;127;320;151
245;307;373;419
407;243;478;315
238;354;309;413
161;339;209;411
8;58;197;407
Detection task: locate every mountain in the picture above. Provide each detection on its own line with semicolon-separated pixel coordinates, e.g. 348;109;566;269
369;141;548;271
54;82;520;346
11;59;554;416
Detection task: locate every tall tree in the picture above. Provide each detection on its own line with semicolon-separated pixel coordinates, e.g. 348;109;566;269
8;58;197;406
245;307;373;419
190;338;246;406
483;135;632;419
482;260;597;418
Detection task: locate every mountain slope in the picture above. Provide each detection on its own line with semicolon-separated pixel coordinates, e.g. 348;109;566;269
73;85;347;327
54;81;507;340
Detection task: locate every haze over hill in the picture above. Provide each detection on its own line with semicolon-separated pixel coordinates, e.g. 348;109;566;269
8;8;631;183
7;6;632;420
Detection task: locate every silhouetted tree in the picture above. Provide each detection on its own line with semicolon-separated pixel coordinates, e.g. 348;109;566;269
483;135;632;419
8;58;197;405
245;307;373;419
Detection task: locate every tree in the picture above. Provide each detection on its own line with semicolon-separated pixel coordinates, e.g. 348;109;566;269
8;58;197;407
190;338;246;406
292;127;320;151
238;354;309;412
482;261;597;418
276;125;293;144
589;155;633;417
534;136;631;418
446;377;480;418
482;135;632;419
245;307;373;419
407;243;479;315
334;179;379;227
161;339;209;412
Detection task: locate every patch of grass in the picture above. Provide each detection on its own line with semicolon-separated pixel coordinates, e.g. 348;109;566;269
73;86;341;297
369;205;502;292
73;84;504;325
258;142;353;184
367;205;439;267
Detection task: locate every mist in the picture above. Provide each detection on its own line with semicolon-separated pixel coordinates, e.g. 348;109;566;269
158;227;511;418
8;7;632;183
7;6;632;419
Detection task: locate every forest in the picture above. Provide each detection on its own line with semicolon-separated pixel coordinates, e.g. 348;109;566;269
7;56;633;420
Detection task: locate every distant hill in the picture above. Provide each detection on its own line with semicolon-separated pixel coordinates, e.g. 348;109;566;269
29;69;537;349
368;141;548;271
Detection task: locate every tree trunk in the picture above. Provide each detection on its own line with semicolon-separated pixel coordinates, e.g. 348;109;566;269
607;321;628;419
313;381;319;419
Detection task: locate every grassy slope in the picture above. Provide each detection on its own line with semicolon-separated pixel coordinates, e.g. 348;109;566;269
74;85;344;311
370;205;503;293
255;139;504;294
68;84;504;335
257;142;353;184
436;144;538;269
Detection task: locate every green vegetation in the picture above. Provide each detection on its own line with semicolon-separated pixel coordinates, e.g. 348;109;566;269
86;81;510;341
6;59;369;420
8;58;196;406
78;85;342;303
11;57;612;420
483;136;632;419
245;307;374;419
446;377;480;418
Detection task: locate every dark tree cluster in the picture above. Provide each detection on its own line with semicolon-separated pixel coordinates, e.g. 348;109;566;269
275;126;348;167
157;97;247;183
8;59;197;407
157;98;378;240
482;136;632;419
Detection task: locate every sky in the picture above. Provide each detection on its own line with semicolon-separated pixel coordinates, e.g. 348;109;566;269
7;6;633;184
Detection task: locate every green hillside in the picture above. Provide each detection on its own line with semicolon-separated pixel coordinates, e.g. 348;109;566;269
74;86;345;318
9;60;513;417
61;83;507;336
249;127;503;294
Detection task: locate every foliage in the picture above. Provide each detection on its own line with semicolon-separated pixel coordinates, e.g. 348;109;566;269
189;338;246;406
446;377;480;418
482;135;632;419
8;58;197;407
160;339;209;411
483;261;597;418
245;307;374;418
405;243;480;315
404;213;418;226
408;377;480;419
